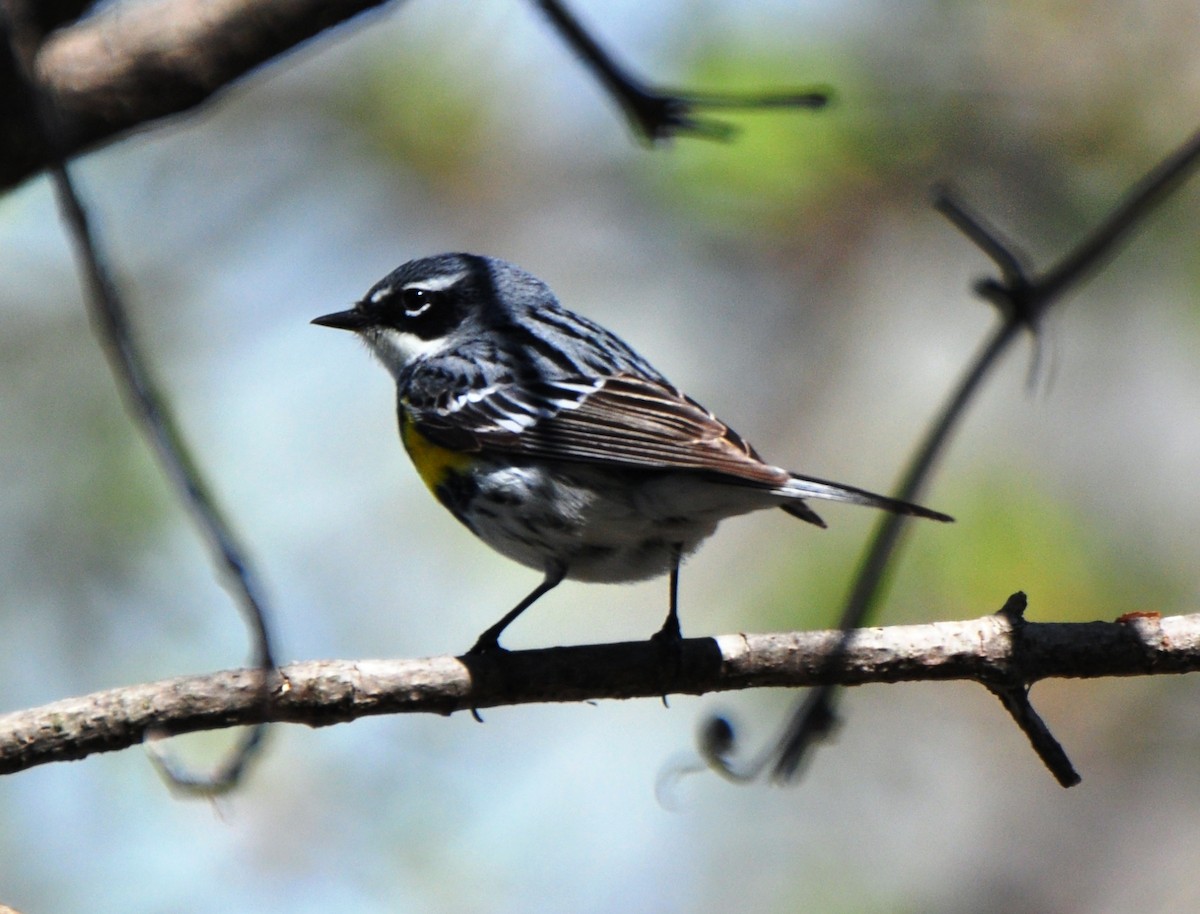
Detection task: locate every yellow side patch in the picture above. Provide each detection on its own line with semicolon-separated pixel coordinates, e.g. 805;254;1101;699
399;409;473;494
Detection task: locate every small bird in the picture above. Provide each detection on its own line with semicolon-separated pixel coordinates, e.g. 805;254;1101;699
314;254;950;654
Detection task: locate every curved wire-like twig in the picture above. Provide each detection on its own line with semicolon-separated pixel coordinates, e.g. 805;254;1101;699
0;0;276;795
705;123;1200;787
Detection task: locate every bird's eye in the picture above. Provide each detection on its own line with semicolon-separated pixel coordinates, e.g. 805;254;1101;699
401;287;438;318
383;282;461;340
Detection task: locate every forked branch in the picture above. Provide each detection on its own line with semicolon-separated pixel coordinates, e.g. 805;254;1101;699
2;600;1197;778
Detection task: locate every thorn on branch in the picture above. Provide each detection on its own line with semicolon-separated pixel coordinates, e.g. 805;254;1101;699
996;590;1029;624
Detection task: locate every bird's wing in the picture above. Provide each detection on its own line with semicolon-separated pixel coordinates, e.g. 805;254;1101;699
411;372;790;487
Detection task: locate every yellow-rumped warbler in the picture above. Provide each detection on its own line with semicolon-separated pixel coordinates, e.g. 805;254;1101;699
314;253;950;653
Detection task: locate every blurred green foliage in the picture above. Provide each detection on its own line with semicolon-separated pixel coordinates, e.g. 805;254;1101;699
4;3;1200;912
903;467;1187;624
748;460;1189;634
338;46;501;190
0;313;172;588
643;45;872;233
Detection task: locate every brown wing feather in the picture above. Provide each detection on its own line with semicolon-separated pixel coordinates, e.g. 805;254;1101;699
410;373;944;529
454;373;790;486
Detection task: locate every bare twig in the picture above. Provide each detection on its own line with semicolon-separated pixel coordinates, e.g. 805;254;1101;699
1;606;1197;778
744;124;1200;786
1;0;275;794
758;318;1023;783
533;0;829;142
981;593;1079;787
1038;124;1200;303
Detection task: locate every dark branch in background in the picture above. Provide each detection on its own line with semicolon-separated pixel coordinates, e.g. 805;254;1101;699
533;0;829;142
1;1;275;794
2;605;1198;778
753;286;1029;781
705;124;1200;788
18;0;94;34
0;0;828;191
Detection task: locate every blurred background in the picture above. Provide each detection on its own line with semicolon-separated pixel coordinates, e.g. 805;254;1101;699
2;0;1200;910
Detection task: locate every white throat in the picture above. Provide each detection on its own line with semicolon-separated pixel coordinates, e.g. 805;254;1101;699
363;327;446;378
359;270;468;377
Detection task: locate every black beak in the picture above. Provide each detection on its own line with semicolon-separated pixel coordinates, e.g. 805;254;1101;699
312;308;370;331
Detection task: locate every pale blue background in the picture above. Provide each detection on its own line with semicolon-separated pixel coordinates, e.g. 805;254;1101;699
3;2;1200;911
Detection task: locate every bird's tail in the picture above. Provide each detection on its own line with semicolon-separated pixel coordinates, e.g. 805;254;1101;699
776;473;953;528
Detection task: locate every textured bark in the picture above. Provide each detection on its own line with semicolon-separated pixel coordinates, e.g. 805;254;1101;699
1;610;1196;776
0;0;400;189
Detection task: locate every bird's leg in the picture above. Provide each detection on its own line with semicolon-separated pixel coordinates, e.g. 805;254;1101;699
649;546;686;702
651;544;684;647
468;562;567;655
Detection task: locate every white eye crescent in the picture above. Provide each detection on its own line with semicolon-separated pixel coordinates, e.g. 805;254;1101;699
398;269;467;316
401;287;437;317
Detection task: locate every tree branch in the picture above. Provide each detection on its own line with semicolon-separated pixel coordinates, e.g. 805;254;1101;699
3;604;1197;777
0;0;830;190
0;0;398;189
